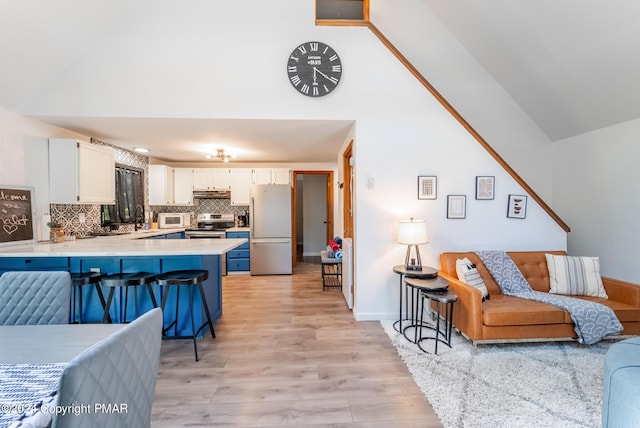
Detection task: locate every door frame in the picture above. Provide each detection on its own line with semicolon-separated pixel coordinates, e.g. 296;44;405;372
291;170;334;267
342;140;354;238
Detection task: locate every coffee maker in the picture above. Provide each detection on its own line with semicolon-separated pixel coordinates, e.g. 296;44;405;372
237;210;249;227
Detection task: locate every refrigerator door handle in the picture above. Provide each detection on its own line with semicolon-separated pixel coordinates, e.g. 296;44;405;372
249;196;254;238
251;238;291;244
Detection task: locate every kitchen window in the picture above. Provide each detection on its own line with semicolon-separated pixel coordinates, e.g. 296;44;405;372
101;165;144;226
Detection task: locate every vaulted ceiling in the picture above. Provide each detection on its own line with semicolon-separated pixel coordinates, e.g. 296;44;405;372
1;1;638;163
422;0;640;141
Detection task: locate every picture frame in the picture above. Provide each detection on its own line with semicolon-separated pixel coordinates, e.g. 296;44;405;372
447;195;466;219
417;176;437;200
507;194;527;219
475;176;495;200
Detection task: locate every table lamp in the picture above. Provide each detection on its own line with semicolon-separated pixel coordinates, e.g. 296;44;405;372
397;218;428;271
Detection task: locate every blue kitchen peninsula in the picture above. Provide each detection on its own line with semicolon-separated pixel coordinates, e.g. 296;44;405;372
0;235;246;336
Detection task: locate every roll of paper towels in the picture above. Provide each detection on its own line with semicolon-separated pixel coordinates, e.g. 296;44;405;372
41;213;51;241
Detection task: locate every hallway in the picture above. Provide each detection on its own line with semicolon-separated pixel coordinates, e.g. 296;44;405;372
151;262;440;426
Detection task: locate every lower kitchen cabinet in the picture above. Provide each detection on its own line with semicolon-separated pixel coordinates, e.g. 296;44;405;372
0;257;69;273
0;254;221;336
146;232;185;239
226;231;250;272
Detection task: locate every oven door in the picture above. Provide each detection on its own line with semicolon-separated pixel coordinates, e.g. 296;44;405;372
184;231;225;239
184;230;227;275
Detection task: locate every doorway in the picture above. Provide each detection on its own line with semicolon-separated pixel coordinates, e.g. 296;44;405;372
292;171;334;266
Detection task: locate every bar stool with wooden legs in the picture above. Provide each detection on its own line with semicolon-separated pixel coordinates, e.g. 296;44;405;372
101;272;159;323
69;272;109;323
156;269;215;361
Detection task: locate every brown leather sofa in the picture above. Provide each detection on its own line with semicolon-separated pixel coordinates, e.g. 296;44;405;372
438;251;640;344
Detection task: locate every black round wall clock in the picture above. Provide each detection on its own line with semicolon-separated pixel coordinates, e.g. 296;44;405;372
287;41;342;97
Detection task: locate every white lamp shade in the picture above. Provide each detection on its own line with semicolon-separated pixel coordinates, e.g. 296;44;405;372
397;219;428;245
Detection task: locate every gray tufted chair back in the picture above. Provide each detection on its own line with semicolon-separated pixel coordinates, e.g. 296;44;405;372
0;271;71;325
53;308;163;428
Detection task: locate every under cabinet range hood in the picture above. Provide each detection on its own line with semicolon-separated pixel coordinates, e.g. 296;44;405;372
193;189;231;199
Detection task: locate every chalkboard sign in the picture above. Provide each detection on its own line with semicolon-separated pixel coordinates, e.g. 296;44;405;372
0;185;37;247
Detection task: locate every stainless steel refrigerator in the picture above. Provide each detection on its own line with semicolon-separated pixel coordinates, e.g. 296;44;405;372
249;184;292;275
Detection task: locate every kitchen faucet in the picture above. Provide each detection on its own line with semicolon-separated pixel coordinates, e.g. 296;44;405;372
134;204;144;231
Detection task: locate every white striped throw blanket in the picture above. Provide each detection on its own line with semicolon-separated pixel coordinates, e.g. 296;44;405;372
476;251;622;345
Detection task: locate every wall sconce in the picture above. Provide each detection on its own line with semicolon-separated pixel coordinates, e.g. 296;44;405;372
397;218;428;271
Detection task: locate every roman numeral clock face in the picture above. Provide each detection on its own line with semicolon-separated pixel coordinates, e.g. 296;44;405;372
287;41;342;97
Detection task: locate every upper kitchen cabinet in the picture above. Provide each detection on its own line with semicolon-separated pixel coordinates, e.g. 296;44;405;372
173;168;194;205
229;168;251;206
271;168;291;185
193;168;231;190
149;165;174;206
149;165;194;206
49;139;116;204
251;168;291;185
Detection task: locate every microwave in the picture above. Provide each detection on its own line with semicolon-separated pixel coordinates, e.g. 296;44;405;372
158;213;191;229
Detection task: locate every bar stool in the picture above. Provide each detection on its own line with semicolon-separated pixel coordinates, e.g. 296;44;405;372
156;269;215;361
101;272;159;323
69;272;109;323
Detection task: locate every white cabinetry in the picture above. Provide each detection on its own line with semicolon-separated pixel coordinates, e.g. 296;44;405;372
251;168;290;185
271;168;291;185
149;165;174;206
193;168;230;190
150;165;194;206
49;139;116;204
251;168;272;185
173;168;194;205
229;168;251;206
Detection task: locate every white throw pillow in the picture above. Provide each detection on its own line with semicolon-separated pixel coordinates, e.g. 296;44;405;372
455;257;490;300
545;254;608;298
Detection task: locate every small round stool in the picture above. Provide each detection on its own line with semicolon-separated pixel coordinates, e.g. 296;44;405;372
69;272;108;323
156;269;215;361
101;272;159;323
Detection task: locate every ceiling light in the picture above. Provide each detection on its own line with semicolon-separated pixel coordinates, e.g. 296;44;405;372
134;147;150;153
209;148;233;162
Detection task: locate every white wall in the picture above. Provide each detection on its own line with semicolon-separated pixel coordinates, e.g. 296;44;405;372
553;118;640;283
371;0;555;202
4;0;567;320
0;106;89;240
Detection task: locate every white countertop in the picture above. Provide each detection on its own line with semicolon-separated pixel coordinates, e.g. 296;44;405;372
0;236;247;257
225;226;250;232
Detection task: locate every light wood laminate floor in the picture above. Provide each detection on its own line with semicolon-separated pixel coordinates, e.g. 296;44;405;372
151;261;442;427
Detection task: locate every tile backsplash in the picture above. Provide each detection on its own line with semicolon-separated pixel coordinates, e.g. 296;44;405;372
48;139;248;236
51;200;249;236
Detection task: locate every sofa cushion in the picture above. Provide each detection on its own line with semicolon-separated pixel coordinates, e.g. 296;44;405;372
456;257;490;300
506;251;566;292
545;254;608;298
482;294;569;326
572;296;640;323
440;252;502;294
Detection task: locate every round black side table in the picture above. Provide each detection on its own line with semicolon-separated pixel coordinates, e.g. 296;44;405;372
401;276;450;343
412;284;457;354
392;265;438;334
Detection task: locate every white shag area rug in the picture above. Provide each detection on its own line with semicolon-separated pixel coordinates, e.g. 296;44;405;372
381;320;613;428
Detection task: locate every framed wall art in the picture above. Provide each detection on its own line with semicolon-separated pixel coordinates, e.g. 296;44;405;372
475;176;495;200
417;176;437;200
447;195;466;219
507;194;527;219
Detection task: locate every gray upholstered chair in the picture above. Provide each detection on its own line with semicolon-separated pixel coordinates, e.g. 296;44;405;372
52;308;163;428
0;271;71;325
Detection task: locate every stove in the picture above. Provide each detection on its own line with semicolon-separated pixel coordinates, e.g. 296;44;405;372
184;213;235;238
184;213;235;276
